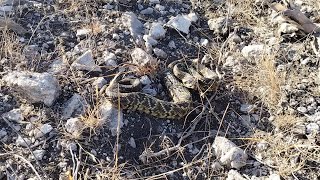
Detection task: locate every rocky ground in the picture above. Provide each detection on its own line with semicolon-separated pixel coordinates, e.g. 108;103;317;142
0;0;320;179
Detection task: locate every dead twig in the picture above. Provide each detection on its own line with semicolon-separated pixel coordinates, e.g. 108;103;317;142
14;154;42;180
70;144;81;180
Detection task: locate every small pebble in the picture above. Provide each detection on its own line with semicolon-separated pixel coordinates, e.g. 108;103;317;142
32;149;46;160
128;137;136;148
140;7;153;15
297;106;307;113
153;48;167;58
16;136;32;147
306;123;319;134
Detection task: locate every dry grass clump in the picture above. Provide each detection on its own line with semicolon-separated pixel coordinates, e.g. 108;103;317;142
234;54;285;111
272;114;304;131
0;29;24;64
79;93;107;132
59;0;83;14
81;20;105;36
131;62;159;77
250;126;320;178
79;105;102;134
228;0;265;27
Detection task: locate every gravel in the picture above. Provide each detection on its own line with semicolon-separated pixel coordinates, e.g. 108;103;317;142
0;1;319;179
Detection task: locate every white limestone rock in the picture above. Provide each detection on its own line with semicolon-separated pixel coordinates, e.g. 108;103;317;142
103;51;117;67
100;100;124;136
131;48;157;67
34;123;53;139
122;12;144;39
2;108;23;122
241;44;270;60
166;13;198;34
65;118;84;138
3;71;60;106
214;136;248;169
71;50;101;72
153;48;167;59
149;22;166;40
32;149;46;160
92;77;108;89
16;136;32;147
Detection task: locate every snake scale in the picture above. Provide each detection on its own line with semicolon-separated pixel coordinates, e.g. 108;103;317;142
105;60;219;119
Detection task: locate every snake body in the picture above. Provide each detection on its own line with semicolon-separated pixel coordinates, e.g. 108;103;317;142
105;60;219;119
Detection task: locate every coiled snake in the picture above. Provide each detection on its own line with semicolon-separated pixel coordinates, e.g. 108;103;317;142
105;60;220;119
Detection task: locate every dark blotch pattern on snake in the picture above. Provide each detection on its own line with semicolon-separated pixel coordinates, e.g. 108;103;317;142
105;60;219;119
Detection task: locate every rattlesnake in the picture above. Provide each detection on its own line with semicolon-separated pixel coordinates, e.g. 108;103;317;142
105;60;220;119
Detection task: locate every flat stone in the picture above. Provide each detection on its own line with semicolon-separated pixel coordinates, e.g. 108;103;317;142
268;173;281;180
128;137;136;148
166;13;198;34
306;123;319;134
200;38;209;46
2;108;23;122
16;136;32;147
153;48;167;58
0;6;13;12
0;129;7;138
122;12;144;39
241;44;270;60
140;75;152;85
297;106;307;113
22;45;40;62
168;41;176;49
226;169;247;180
71;50;101;72
103;51;117;67
76;28;92;36
93;77;108;89
278;22;299;35
143;35;158;46
32;149;46;160
48;59;67;74
149;0;160;3
140;7;153;15
240;104;254;113
155;4;165;11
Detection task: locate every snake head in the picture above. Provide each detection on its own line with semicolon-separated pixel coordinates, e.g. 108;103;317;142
105;72;142;96
181;77;197;89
